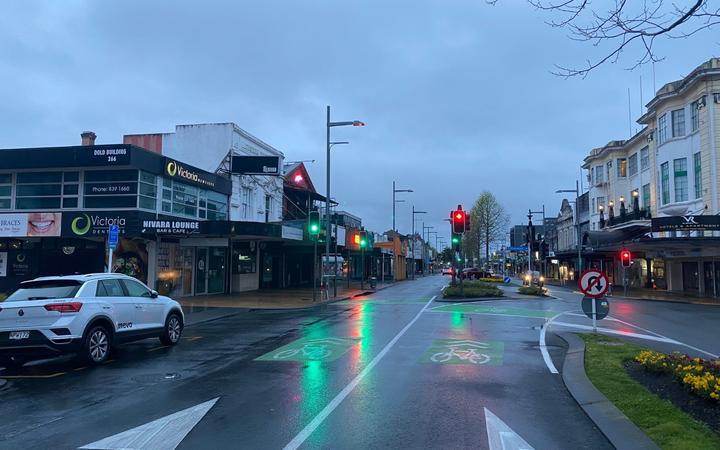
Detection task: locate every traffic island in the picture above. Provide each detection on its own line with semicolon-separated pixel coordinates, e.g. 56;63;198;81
441;281;504;301
516;286;548;296
562;332;720;449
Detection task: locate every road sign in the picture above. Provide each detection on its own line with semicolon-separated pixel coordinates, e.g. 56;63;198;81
503;276;512;284
582;296;610;320
108;224;119;249
578;269;609;298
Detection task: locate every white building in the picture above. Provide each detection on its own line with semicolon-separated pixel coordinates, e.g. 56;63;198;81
125;123;284;224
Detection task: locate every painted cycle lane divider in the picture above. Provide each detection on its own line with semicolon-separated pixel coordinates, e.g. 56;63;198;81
430;303;559;319
419;339;504;365
255;337;362;362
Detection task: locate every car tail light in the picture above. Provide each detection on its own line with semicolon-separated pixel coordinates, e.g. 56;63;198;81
44;302;83;313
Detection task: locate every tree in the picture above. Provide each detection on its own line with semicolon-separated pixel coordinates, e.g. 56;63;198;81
488;0;719;77
440;247;456;264
463;191;510;267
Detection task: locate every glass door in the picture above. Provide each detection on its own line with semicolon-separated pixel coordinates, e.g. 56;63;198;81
195;248;208;295
207;247;226;294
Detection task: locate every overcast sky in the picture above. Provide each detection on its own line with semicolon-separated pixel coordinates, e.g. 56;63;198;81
0;1;716;246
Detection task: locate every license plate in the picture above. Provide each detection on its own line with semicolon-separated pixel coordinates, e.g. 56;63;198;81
9;331;30;340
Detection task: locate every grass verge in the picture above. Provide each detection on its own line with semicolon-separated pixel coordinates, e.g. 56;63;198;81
517;286;546;296
443;281;503;298
581;333;720;449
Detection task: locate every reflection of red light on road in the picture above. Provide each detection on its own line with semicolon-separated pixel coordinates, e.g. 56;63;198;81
614;303;635;315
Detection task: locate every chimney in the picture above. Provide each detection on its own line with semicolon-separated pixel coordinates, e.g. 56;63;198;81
81;131;97;146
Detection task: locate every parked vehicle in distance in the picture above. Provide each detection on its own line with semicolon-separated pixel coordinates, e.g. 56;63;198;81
523;271;544;287
441;267;454;275
0;273;184;368
461;267;491;280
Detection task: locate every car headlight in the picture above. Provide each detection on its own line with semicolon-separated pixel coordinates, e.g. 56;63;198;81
540;276;545;282
524;275;530;281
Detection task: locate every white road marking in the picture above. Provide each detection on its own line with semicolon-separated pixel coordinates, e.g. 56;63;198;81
282;295;436;450
539;312;565;374
79;397;219;450
484;408;534;450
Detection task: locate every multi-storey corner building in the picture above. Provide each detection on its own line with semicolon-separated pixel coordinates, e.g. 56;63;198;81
581;58;720;296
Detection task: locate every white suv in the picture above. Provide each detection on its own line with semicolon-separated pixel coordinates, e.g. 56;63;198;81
0;273;184;368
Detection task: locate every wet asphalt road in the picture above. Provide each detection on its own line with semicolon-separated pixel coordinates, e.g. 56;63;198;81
0;275;716;449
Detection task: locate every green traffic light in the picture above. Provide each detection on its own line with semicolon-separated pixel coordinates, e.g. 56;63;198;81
452;237;459;244
310;224;319;232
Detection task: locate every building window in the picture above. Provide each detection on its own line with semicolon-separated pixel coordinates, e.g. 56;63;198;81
264;194;272;223
617;158;627;178
171;182;198;218
642;183;651;209
660;162;670;204
691;99;701;132
640;146;649;171
694;152;702;199
628;153;638;176
0;173;12;209
139;171;157;211
15;171;79;210
83;169;137;210
671;109;685;137
658;114;668;144
200;191;228;221
606;161;612;181
241;187;252;219
594;165;604;184
673;158;688;202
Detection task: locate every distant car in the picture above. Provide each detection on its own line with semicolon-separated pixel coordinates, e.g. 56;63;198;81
0;273;184;368
461;268;490;280
523;271;545;287
441;267;454;276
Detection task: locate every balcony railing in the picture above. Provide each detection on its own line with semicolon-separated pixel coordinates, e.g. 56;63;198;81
600;208;651;228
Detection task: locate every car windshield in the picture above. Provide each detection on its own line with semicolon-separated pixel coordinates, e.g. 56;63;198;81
5;280;82;301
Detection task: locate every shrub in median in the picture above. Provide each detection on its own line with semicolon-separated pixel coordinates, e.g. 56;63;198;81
444;281;503;298
517;286;546;296
478;277;504;283
635;350;720;401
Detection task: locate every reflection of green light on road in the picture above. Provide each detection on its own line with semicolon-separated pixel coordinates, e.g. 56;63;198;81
301;360;327;446
451;311;464;330
434;303;558;318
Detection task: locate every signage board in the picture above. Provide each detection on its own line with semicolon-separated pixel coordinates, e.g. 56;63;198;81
578;269;609;298
84;182;138;196
0;213;62;237
141;219;201;235
76;147;132;166
0;252;6;277
62;211;138;237
164;157;221;190
651;215;720;232
230;156;281;175
582;296;610;320
108;224;120;249
281;225;303;241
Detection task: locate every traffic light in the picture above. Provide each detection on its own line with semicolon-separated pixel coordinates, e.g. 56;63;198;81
464;213;471;232
451;205;466;234
308;210;320;236
620;248;632;267
451;233;461;250
359;230;368;249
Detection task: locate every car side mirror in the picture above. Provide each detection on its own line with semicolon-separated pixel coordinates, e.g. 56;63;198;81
150;290;159;298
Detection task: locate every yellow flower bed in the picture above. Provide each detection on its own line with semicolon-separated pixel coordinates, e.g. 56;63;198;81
635;350;720;401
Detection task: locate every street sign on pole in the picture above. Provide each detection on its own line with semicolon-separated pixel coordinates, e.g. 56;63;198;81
503;276;512;284
107;224;119;274
582;296;610;320
578;269;609;298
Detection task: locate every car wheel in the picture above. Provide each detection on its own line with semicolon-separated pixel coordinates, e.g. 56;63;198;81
82;325;111;365
160;313;183;346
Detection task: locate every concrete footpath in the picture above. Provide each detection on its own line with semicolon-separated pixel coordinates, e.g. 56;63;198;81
179;280;399;311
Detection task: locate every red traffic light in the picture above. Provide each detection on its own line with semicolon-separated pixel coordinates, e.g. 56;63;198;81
451;206;466;233
620;248;632;267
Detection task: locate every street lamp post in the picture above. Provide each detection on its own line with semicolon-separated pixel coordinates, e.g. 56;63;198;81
411;205;427;280
428;230;438;274
393;182;413;232
555;180;582;278
326;105;364;298
423;224;434;275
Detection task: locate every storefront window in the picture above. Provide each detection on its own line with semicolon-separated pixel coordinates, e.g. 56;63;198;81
232;242;256;274
156;242;194;297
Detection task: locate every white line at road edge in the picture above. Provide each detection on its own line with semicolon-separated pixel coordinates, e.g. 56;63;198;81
282;295;436;450
539;312;564;374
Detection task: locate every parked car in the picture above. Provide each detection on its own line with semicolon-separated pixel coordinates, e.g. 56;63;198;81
523;271;545;287
0;273;184;368
441;266;454;276
461;268;491;280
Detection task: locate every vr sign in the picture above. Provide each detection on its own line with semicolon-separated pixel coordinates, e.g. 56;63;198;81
230;156;280;175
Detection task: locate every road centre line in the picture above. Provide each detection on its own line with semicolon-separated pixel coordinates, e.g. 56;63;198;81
282;295;436;450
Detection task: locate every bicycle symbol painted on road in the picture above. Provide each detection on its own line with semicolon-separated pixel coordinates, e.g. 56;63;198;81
255;337;362;362
420;339;504;366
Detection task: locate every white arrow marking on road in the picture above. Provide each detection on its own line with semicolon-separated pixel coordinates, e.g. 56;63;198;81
484;408;534;450
79;397;219;450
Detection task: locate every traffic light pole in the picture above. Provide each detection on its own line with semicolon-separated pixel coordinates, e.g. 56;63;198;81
313;237;318;302
361;246;365;290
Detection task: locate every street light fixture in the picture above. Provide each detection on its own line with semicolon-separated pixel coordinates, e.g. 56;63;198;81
555;180;582;277
393;182;413;232
326;106;364;298
411;205;427;280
